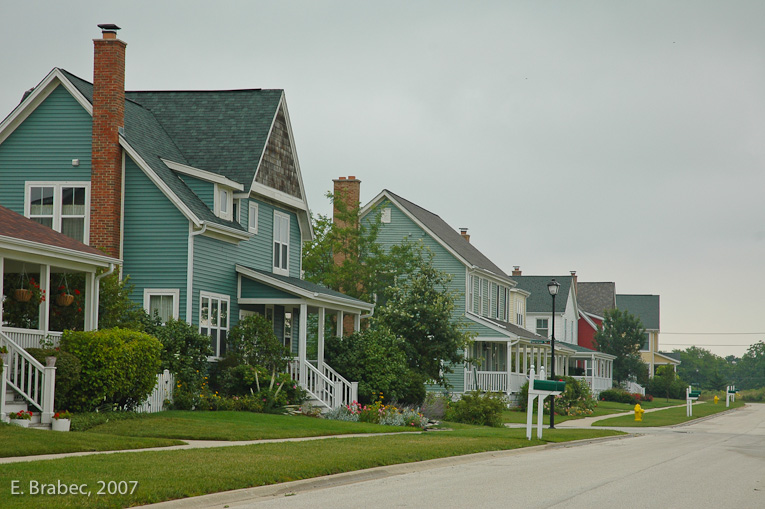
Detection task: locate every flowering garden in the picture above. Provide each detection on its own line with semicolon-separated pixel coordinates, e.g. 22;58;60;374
326;395;429;428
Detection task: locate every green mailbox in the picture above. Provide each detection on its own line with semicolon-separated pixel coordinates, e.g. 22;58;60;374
533;380;566;392
689;391;701;398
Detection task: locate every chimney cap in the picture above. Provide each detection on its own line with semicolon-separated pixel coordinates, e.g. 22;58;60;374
459;227;468;234
98;23;121;31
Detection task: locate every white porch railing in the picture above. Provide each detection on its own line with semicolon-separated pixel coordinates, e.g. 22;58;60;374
288;360;356;410
321;363;358;407
136;370;174;413
0;330;56;423
464;369;508;393
1;327;62;350
623;380;645;396
572;375;613;397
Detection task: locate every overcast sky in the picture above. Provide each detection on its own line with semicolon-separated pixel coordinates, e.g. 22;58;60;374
2;1;763;357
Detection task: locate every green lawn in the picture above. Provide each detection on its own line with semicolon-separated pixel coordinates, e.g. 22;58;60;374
593;400;745;427
85;411;415;441
0;422;622;508
0;423;183;458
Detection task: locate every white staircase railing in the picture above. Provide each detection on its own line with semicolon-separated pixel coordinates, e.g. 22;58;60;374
1;331;56;423
321;363;358;407
287;360;357;410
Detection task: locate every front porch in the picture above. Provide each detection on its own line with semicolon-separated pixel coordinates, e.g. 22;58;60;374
236;265;373;410
465;339;576;401
0;206;118;423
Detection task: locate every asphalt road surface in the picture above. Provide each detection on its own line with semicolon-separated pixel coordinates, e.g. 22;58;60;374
156;403;765;509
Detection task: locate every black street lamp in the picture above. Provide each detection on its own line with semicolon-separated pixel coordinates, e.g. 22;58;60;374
547;278;560;429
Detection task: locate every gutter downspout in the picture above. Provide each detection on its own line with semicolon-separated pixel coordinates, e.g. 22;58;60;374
186;223;207;324
93;262;116;330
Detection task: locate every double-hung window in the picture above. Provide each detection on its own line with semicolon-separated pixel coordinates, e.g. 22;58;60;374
248;202;259;234
273;211;290;275
26;182;89;243
143;289;180;324
200;292;230;358
536;318;549;338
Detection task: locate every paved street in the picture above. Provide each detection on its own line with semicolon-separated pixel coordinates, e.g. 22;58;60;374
153;403;765;509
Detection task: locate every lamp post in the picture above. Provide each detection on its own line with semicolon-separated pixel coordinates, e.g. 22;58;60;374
547;278;560;429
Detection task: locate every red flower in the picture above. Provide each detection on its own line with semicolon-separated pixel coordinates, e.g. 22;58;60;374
59;285;66;290
74;289;80;295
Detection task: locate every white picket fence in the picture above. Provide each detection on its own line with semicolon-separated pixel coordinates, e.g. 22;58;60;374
136;370;174;413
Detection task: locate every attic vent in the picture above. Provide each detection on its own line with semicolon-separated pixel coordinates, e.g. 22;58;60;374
381;208;391;224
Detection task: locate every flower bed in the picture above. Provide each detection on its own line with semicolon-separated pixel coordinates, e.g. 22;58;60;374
326;398;429;428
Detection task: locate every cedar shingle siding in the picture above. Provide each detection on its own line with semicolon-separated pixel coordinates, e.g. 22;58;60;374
255;106;302;199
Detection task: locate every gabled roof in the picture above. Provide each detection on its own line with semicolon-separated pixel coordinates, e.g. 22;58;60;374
361;190;510;281
51;69;308;237
512;275;573;313
565;342;617;360
0;204;118;265
616;294;660;330
577;282;616;316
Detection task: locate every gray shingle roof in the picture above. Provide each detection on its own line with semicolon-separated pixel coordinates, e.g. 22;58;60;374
616;294;660;330
512;275;572;313
60;69;281;232
384;191;509;279
577;282;616;317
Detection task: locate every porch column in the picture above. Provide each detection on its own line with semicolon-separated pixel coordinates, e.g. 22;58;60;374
353;313;360;332
298;304;308;382
0;256;4;327
591;353;595;389
515;343;520;373
523;344;528;372
506;343;512;393
84;272;95;331
39;264;50;335
317;307;325;372
336;311;343;338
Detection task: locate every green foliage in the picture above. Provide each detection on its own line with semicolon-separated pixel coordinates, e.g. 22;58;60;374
647;365;687;400
2;272;45;329
445;391;506;427
70;411;144;432
98;271;148;331
324;327;423;404
375;250;474;387
59;328;162;412
599;389;639;405
24;348;81;411
226;314;291;372
217;364;306;405
302;191;416;304
673;346;732;391
594;308;647;384
517;378;595;417
144;317;212;389
736;341;765;390
738;387;765;402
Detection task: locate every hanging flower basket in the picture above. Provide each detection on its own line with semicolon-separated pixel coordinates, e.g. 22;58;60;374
56;294;75;307
13;289;32;302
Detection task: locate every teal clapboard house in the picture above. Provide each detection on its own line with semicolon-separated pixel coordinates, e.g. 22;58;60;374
0;26;371;410
358;185;558;400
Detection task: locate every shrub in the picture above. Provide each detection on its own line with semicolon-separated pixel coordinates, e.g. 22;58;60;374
599;389;638;405
325;327;422;404
420;392;450;420
59;328;162;412
218;364;306;406
144;318;212;388
226;314;291;372
70;410;144;432
445;391;505;427
24;348;81;411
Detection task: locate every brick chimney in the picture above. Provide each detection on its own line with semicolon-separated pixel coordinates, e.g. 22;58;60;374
459;228;470;243
332;176;361;263
512;266;522;276
90;24;126;258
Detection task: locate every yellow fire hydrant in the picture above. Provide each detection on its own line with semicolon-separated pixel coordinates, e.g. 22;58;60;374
634;403;644;422
714;395;719;405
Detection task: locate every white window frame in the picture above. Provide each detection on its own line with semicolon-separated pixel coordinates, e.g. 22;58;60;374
273;210;290;276
199;291;231;359
25;181;91;243
516;299;524;327
143;289;180;323
248;202;259;234
536;318;549;338
214;184;233;221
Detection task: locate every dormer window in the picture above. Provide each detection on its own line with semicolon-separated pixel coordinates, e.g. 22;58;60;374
215;184;233;221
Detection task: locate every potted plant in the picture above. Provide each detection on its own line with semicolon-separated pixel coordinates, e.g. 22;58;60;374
51;410;72;432
8;410;33;428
